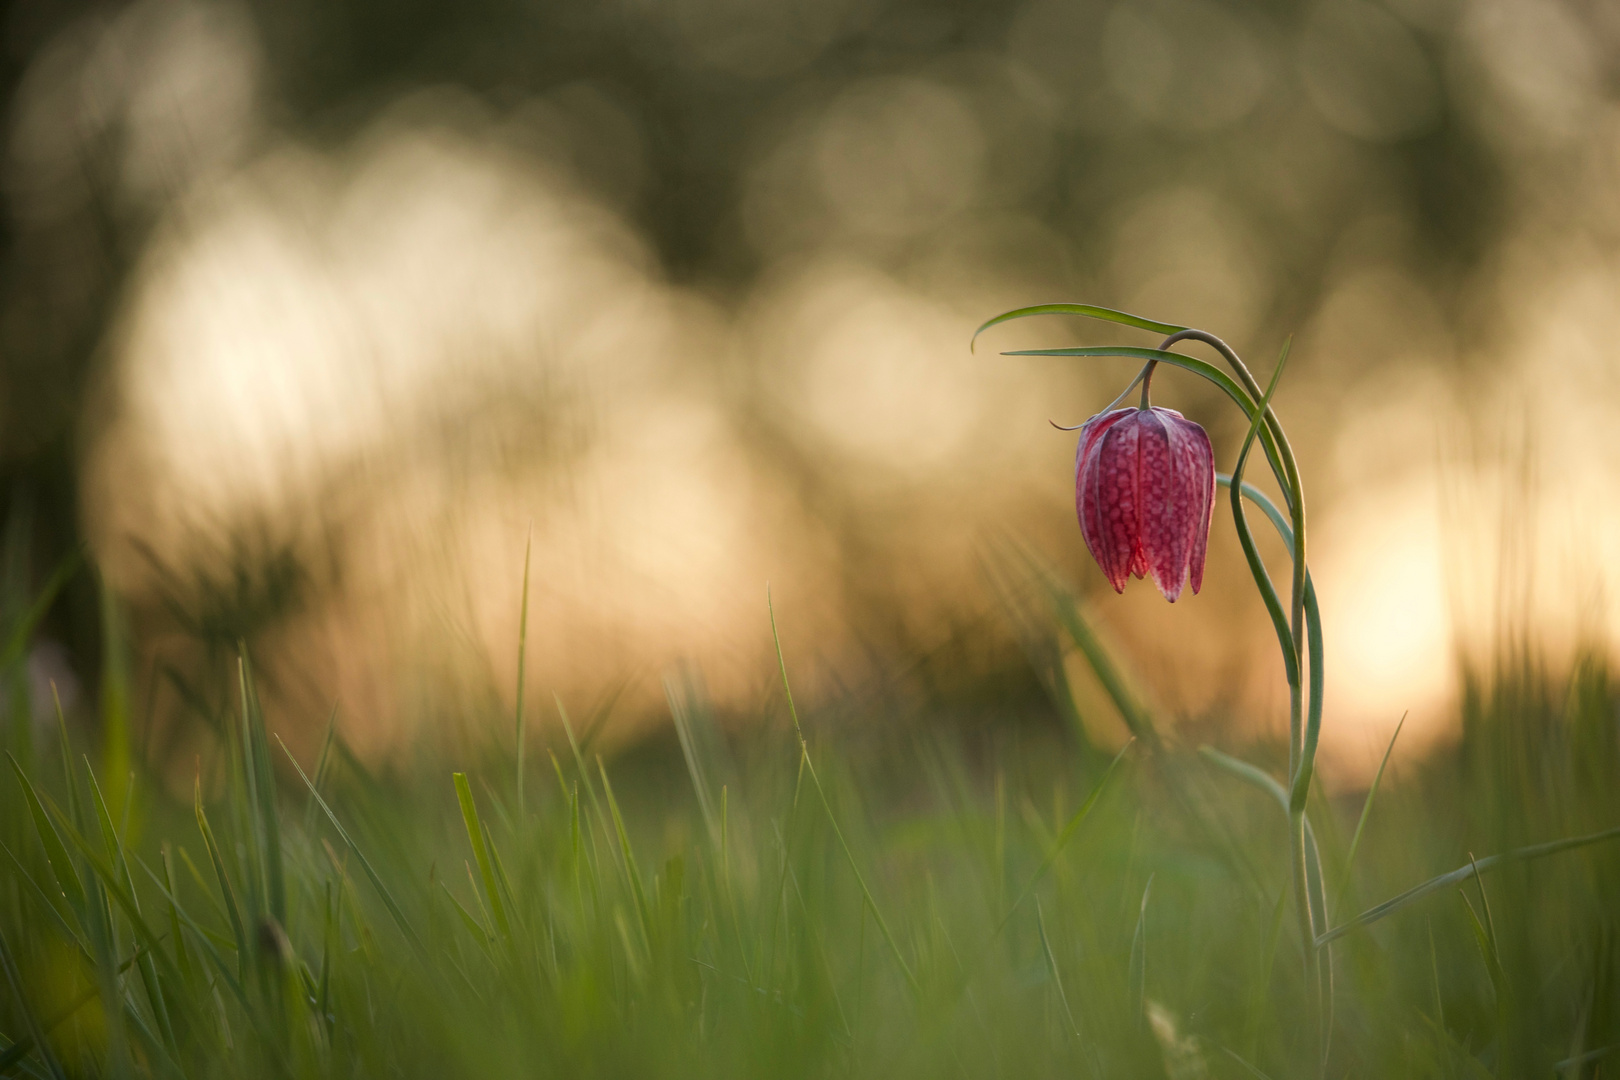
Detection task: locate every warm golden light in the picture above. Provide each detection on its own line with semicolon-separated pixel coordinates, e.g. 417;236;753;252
9;0;1608;782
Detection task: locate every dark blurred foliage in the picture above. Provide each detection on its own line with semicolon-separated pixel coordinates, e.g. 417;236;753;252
0;0;1612;752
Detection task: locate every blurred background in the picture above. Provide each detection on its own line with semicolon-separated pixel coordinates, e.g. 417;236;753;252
2;0;1618;781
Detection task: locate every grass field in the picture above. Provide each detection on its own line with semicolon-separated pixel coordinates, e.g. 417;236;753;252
2;542;1619;1079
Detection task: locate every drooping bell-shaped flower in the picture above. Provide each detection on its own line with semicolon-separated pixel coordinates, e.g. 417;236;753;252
1075;406;1215;602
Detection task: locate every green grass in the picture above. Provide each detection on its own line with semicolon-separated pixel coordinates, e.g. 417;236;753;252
2;560;1620;1078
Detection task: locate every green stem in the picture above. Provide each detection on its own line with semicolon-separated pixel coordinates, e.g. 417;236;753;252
987;308;1325;1063
1290;809;1322;1065
1223;346;1300;695
1216;477;1325;811
516;528;532;822
1187;332;1318;1068
1163;331;1307;773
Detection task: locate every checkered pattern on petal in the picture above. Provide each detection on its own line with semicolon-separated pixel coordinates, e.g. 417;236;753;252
1074;409;1137;593
1072;405;1215;602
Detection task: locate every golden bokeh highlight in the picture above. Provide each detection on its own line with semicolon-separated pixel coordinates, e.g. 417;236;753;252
0;0;1605;784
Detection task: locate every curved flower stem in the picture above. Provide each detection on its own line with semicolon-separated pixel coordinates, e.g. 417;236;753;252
982;307;1325;1067
1220;478;1325;779
1224;345;1300;695
1003;346;1291;500
1159;331;1298;510
1162;332;1307;771
1105;363;1155;416
1220;474;1333;1066
1221;342;1323;1067
997;338;1312;785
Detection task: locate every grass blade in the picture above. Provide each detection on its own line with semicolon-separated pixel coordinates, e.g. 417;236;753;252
1318;824;1620;945
1224;339;1300;700
194;777;249;982
301;703;341;839
98;581;131;819
277;734;427;961
1199;747;1331;934
0;922;67;1080
0;941;150;1075
557;696;613;859
159;845;193;981
6;752;87;919
133;857;258;1022
0;549;78;674
0;837;82;948
453;772;511;941
597;759;653;944
667;670;720;847
1034;898;1081;1041
1220;1046;1278;1080
997;738;1133;931
45;802;203;1022
85;764;176;1054
440;880;494;950
238;652;285;927
1334;712;1406;909
769;588;919;998
1128;874;1154;1026
515;527;532;821
1030;558;1159;748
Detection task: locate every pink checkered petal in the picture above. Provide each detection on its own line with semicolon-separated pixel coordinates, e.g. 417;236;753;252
1134;410;1192;602
1161;410;1216;596
1077;413;1140;592
1075;410;1135;592
1071;404;1214;602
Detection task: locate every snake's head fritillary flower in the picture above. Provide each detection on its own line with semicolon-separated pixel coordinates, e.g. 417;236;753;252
1075;406;1215;602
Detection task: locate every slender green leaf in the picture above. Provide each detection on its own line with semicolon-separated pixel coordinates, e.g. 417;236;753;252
1030;558;1159;748
1335;712;1406;909
453;772;510;941
0;941;150;1075
557;697;613;860
194;778;249;982
132;857;264;1033
237;652;285;927
0;837;81;948
302;703;341;840
1002;344;1290;493
276;734;427;961
1217;475;1326;804
1319;824;1620;945
98;581;131;817
769;588;919;997
971;304;1186;350
0;922;67;1080
667;671;720;847
515;527;532;821
0;549;78;674
1199;747;1330;934
159;844;193;981
1226;338;1300;695
6;753;87;918
597;760;653;944
440;881;494;951
1220;1046;1278;1080
1128;874;1154;1025
1554;1044;1620;1073
1034;898;1080;1041
85;765;176;1054
997;739;1132;930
